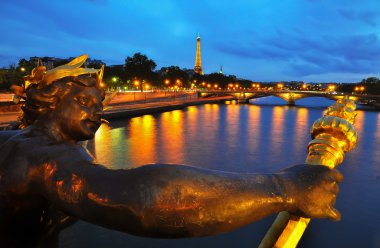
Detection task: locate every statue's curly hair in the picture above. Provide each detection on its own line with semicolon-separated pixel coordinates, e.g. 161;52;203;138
20;75;104;127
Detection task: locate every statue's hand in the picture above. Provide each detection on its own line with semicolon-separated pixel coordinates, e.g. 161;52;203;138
276;164;343;221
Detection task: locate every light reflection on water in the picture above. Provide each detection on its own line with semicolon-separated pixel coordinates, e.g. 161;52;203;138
61;97;380;248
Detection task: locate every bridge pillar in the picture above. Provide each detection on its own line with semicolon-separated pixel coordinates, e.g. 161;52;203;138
238;92;249;104
287;100;295;106
238;98;249;104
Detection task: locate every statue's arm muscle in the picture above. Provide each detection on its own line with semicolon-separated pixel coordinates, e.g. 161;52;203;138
37;161;291;238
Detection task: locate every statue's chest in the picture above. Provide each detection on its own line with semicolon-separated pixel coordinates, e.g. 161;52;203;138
0;140;42;195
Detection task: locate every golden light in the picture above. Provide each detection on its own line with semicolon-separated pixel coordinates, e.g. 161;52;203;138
100;82;105;88
252;83;256;87
328;85;336;91
165;79;170;85
145;84;150;90
277;83;283;88
229;83;233;88
202;82;206;86
360;86;365;91
20;67;26;72
214;84;218;88
302;84;307;89
112;77;117;82
355;86;359;91
235;83;239;87
207;84;211;88
176;79;180;84
134;80;140;86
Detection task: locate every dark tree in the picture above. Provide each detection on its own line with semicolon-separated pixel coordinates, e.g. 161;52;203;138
124;53;157;91
0;63;26;92
17;59;35;75
160;66;189;88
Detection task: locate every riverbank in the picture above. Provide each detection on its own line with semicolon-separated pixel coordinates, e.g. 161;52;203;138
0;96;233;129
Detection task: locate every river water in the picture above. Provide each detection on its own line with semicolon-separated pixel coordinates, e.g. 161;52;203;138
60;97;380;248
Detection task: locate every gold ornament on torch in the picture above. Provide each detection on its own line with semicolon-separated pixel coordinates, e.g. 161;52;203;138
260;96;358;248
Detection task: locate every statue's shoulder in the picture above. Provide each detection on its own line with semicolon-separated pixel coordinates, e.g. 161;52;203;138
0;129;95;164
54;143;96;164
0;130;22;145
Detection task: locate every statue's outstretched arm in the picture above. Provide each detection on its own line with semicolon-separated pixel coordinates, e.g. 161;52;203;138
37;161;341;238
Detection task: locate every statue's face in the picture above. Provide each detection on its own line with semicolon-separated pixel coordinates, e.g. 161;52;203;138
52;83;103;142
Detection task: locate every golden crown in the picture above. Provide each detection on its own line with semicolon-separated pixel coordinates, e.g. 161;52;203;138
24;54;104;89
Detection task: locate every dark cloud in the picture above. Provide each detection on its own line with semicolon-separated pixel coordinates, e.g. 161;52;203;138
358;11;378;26
338;9;355;20
216;30;380;78
81;0;107;4
338;9;378;26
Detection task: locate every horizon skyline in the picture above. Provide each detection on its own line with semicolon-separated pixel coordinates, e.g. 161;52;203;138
1;0;380;83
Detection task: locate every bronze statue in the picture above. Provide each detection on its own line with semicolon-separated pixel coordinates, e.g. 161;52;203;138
0;55;342;247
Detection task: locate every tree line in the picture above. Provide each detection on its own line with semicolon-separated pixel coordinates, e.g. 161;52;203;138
0;53;246;92
1;53;380;94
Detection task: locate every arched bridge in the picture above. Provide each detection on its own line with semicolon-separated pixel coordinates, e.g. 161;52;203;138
199;90;380;106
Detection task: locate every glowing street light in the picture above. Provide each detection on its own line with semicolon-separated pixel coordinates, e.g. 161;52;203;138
355;86;365;93
327;85;336;92
20;67;26;72
165;79;170;85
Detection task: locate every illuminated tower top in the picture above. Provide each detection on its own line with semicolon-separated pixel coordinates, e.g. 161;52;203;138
194;34;203;75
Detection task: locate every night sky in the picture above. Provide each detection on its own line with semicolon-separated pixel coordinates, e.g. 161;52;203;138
1;0;380;82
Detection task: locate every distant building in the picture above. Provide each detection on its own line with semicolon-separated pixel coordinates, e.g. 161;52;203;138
194;34;203;75
30;56;105;70
30;56;65;70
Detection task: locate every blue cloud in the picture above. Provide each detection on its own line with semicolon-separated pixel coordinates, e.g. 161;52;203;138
1;0;380;82
338;9;378;26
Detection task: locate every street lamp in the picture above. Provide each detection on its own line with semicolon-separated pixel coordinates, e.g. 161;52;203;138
328;85;336;92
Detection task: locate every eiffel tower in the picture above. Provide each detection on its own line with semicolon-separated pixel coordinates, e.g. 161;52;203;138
194;34;203;75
